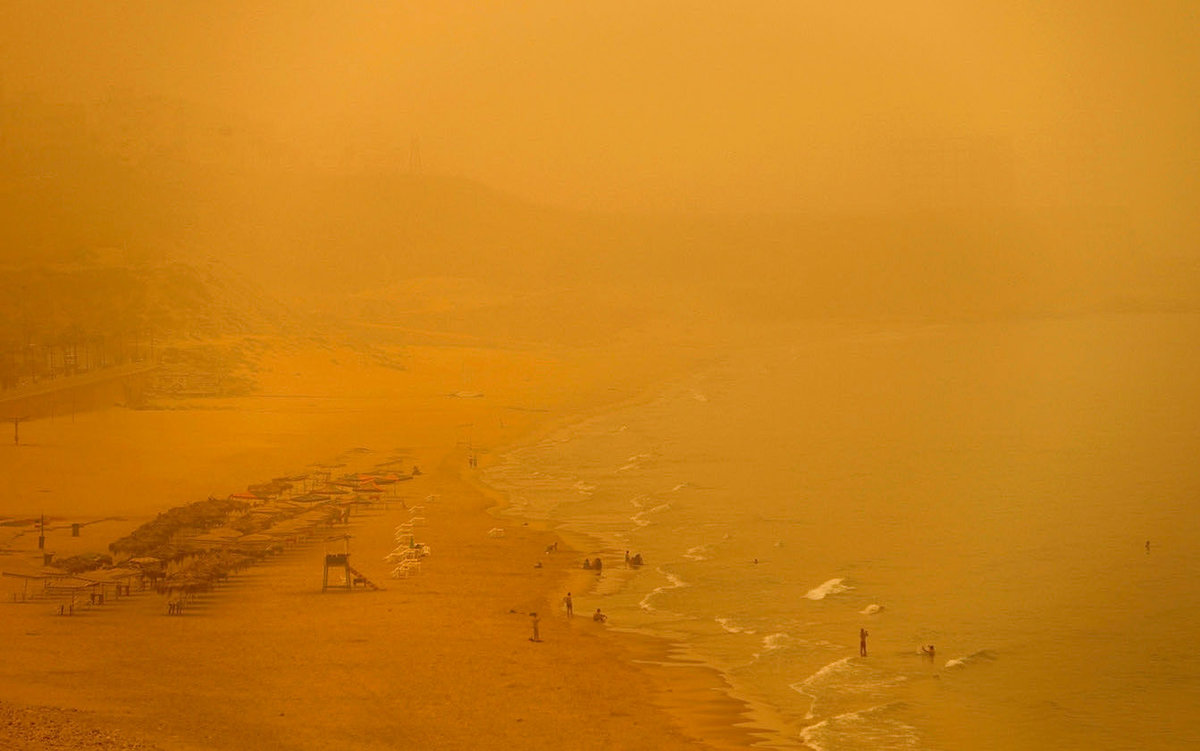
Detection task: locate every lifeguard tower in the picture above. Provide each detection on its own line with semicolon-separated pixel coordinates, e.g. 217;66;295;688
321;535;380;592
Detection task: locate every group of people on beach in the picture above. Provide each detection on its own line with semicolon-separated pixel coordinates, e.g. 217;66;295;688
529;592;606;641
560;592;605;622
580;550;648;572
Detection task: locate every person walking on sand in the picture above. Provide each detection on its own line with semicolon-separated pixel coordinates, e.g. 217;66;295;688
530;612;542;642
860;628;869;657
563;592;573;618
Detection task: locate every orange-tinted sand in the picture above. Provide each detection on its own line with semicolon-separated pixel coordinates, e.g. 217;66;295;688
0;338;761;750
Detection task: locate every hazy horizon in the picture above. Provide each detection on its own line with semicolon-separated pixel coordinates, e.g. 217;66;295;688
3;1;1196;233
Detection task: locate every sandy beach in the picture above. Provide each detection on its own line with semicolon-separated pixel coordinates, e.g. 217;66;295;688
0;336;762;750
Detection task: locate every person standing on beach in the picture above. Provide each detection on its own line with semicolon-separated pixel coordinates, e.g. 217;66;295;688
860;628;869;657
530;612;542;642
563;592;573;618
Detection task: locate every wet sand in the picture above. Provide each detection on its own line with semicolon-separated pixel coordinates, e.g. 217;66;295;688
0;338;761;750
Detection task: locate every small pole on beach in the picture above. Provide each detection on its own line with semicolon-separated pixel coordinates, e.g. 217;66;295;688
11;416;28;445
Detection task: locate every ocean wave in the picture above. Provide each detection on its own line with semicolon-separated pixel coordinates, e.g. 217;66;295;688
791;658;910;720
630;502;671;528
715;617;756;635
573;480;598;495
791;657;856;719
859;603;883;615
683;544;712;561
639;567;689;613
762;632;790;651
669;482;692;492
616;453;654;473
944;649;997;670
689;389;709;403
804;578;852;600
801;703;921;751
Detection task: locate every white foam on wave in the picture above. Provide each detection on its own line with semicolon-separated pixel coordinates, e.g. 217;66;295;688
683;544;712;561
689;389;709;403
669;482;691;492
804;578;852;600
715;617;756;635
631;502;671;528
762;632;789;651
615;453;654;472
801;702;921;751
944;649;997;670
791;657;856;719
639;567;689;613
791;657;910;721
573;480;597;495
860;603;883;615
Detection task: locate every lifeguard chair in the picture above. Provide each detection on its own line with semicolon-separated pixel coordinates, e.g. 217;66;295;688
322;552;352;591
321;535;380;592
322;535;352;591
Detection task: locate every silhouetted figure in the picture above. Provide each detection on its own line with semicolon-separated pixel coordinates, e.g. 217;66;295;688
594;557;602;573
1146;540;1151;553
860;628;869;657
593;608;607;623
530;612;542;642
922;645;935;659
583;558;592;570
563;592;573;617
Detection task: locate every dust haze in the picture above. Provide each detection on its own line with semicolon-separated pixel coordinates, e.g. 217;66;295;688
1;3;1198;749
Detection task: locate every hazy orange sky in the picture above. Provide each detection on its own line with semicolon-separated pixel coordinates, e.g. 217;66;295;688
3;1;1197;220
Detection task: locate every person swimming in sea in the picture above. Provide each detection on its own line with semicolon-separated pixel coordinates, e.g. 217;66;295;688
922;644;935;658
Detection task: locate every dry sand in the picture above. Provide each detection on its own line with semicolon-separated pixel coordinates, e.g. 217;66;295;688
1;337;763;750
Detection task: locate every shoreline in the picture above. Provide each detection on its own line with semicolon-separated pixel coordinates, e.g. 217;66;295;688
450;337;785;748
0;337;771;750
460;447;774;749
466;398;810;751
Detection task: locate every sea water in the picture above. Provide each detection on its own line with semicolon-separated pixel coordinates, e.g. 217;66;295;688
485;313;1200;750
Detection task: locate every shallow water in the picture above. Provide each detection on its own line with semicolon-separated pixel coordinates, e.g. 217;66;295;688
487;313;1200;750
